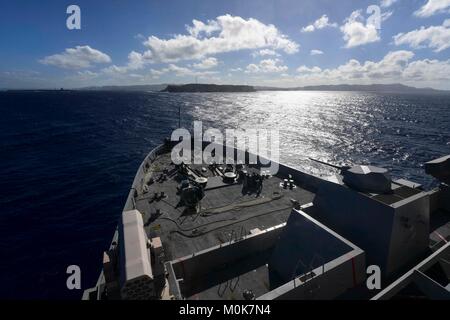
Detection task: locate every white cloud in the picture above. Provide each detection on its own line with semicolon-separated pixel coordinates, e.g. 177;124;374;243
2;70;40;77
338;50;413;79
126;51;145;70
150;64;218;78
301;15;338;33
340;10;380;48
161;65;193;77
186;19;221;37
414;0;450;17
40;46;111;69
193;57;219;69
252;49;281;57
381;10;394;21
394;19;450;52
302;25;315;33
229;67;243;72
149;69;164;77
380;0;398;8
134;33;145;40
64;70;100;83
310;49;324;55
289;50;450;85
142;14;299;64
297;66;322;73
245;58;288;73
102;65;126;75
102;51;145;74
403;58;450;80
77;70;98;78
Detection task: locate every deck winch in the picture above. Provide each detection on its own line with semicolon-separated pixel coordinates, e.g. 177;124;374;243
179;179;205;209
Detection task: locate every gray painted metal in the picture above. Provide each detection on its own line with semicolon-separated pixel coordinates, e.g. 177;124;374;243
425;155;450;184
166;208;365;300
260;208;365;300
83;144;450;301
119;210;154;299
310;175;430;277
372;241;450;300
343;165;391;194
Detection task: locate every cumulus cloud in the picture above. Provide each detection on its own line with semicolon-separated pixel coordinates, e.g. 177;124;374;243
393;19;450;52
380;0;399;8
310;49;324;55
101;51;146;75
403;58;450;80
186;19;221;37
301;15;338;33
77;70;98;79
39;45;111;69
340;10;380;48
245;58;288;73
345;50;412;79
252;49;281;57
297;66;322;73
126;51;146;70
141;14;298;64
290;50;450;85
150;64;218;78
193;57;219;69
414;0;450;17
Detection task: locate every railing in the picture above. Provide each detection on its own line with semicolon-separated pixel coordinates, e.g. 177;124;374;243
291;253;325;293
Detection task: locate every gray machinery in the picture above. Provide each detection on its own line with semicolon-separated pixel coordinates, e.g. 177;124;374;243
310;158;392;194
425;155;450;212
308;159;430;278
179;180;205;210
425;155;450;184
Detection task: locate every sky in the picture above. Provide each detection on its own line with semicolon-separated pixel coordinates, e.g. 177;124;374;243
1;0;450;89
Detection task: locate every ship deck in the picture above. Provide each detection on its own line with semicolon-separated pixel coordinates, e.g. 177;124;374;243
134;152;316;262
187;259;273;300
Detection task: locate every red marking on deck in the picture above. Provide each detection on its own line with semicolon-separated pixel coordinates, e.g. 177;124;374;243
435;231;448;243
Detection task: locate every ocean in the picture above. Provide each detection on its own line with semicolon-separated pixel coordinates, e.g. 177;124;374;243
0;90;449;299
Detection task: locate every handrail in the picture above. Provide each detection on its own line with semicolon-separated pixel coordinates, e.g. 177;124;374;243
292;257;307;288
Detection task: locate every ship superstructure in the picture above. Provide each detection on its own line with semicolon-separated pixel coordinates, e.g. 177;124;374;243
83;141;450;300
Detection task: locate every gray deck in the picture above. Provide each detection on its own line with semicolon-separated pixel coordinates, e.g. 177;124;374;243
189;262;272;300
134;152;315;262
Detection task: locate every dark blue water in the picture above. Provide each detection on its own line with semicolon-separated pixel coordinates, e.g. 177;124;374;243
0;90;449;299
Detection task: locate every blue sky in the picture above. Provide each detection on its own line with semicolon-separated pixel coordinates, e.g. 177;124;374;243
1;0;449;89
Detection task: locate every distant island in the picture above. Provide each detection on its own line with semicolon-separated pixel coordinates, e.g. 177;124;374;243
256;83;447;94
80;83;448;94
80;84;168;92
8;83;448;94
161;84;256;93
